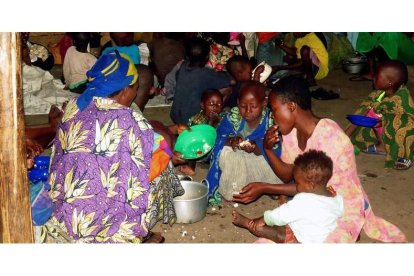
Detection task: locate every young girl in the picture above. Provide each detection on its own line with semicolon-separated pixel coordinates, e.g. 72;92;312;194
63;32;97;94
169;89;224;176
206;81;282;204
232;150;344;243
345;60;414;170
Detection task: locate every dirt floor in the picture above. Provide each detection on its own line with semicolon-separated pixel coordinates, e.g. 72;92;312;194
26;66;414;243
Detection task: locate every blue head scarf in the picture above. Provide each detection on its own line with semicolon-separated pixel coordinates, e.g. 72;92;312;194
76;50;138;111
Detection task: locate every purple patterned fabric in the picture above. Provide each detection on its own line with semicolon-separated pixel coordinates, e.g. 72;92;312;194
46;97;155;243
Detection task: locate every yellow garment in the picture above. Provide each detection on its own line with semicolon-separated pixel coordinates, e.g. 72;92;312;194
295;33;329;80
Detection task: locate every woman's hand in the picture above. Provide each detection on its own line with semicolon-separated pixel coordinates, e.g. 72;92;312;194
264;124;280;150
172;151;187;166
26;138;43;158
232;182;265;204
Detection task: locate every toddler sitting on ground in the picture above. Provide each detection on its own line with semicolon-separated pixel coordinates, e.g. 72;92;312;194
232;149;344;243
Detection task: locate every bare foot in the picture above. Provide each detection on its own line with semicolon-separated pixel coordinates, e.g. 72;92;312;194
232;210;252;229
232;211;286;243
143;232;165;243
179;164;196;176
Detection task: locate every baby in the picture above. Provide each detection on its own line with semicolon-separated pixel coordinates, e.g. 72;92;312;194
232;149;344;243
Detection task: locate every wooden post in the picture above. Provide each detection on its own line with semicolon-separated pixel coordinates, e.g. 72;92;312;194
0;32;34;243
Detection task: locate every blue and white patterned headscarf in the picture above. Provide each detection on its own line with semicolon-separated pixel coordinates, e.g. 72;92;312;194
76;50;138;111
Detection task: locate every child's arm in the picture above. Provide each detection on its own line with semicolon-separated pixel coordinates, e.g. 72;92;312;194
252;65;265;82
225;136;243;151
167;123;190;135
237;33;248;58
275;38;297;56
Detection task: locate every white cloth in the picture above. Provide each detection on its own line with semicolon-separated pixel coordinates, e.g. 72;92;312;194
23;64;79;115
218;146;282;201
264;193;344;243
63;46;97;87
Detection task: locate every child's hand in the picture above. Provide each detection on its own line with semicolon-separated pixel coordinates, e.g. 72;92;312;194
374;118;383;128
228;136;243;151
172;151;187;166
274;38;284;47
208;114;220;128
264;125;280;150
26;138;43;159
252;65;265;81
239;140;256;153
177;124;191;134
27;158;35;169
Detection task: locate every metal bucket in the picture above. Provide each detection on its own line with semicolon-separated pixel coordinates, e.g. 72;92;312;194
173;180;209;224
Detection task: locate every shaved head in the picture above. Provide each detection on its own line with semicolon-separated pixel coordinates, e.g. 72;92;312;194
377;60;408;86
239;80;267;102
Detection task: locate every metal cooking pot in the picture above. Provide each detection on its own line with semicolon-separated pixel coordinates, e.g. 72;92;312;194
342;60;367;75
173;180;209;224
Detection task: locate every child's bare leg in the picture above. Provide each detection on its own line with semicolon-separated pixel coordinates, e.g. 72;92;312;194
373;128;386;152
232;211;285;243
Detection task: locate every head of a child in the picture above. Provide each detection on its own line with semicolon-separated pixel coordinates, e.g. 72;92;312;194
238;81;267;127
200;89;224;119
110;32;134;46
211;32;230;46
73;32;91;53
269;76;311;135
226;55;252;82
293;150;333;194
185;37;210;67
374;60;408;96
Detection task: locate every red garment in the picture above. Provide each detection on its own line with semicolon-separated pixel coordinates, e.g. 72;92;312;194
59;34;73;62
257;32;279;43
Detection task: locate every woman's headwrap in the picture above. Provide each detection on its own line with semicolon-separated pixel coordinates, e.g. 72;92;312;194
76;50;138;111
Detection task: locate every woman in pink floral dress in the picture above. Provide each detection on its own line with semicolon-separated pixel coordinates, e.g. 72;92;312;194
233;76;406;243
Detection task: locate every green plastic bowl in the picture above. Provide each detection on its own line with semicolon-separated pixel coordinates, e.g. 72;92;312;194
174;124;217;160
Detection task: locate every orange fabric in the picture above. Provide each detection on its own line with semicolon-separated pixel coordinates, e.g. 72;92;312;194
258;32;279;43
148;149;170;182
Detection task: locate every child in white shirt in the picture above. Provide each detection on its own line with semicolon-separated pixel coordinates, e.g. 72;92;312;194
232;149;344;243
63;33;97;94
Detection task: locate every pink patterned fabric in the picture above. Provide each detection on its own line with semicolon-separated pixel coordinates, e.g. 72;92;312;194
280;119;406;243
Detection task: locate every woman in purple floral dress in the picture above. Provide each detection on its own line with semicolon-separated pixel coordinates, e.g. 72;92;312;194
40;51;183;243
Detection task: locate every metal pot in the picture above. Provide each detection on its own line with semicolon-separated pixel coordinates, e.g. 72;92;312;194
342;60;367;75
173;180;209;224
